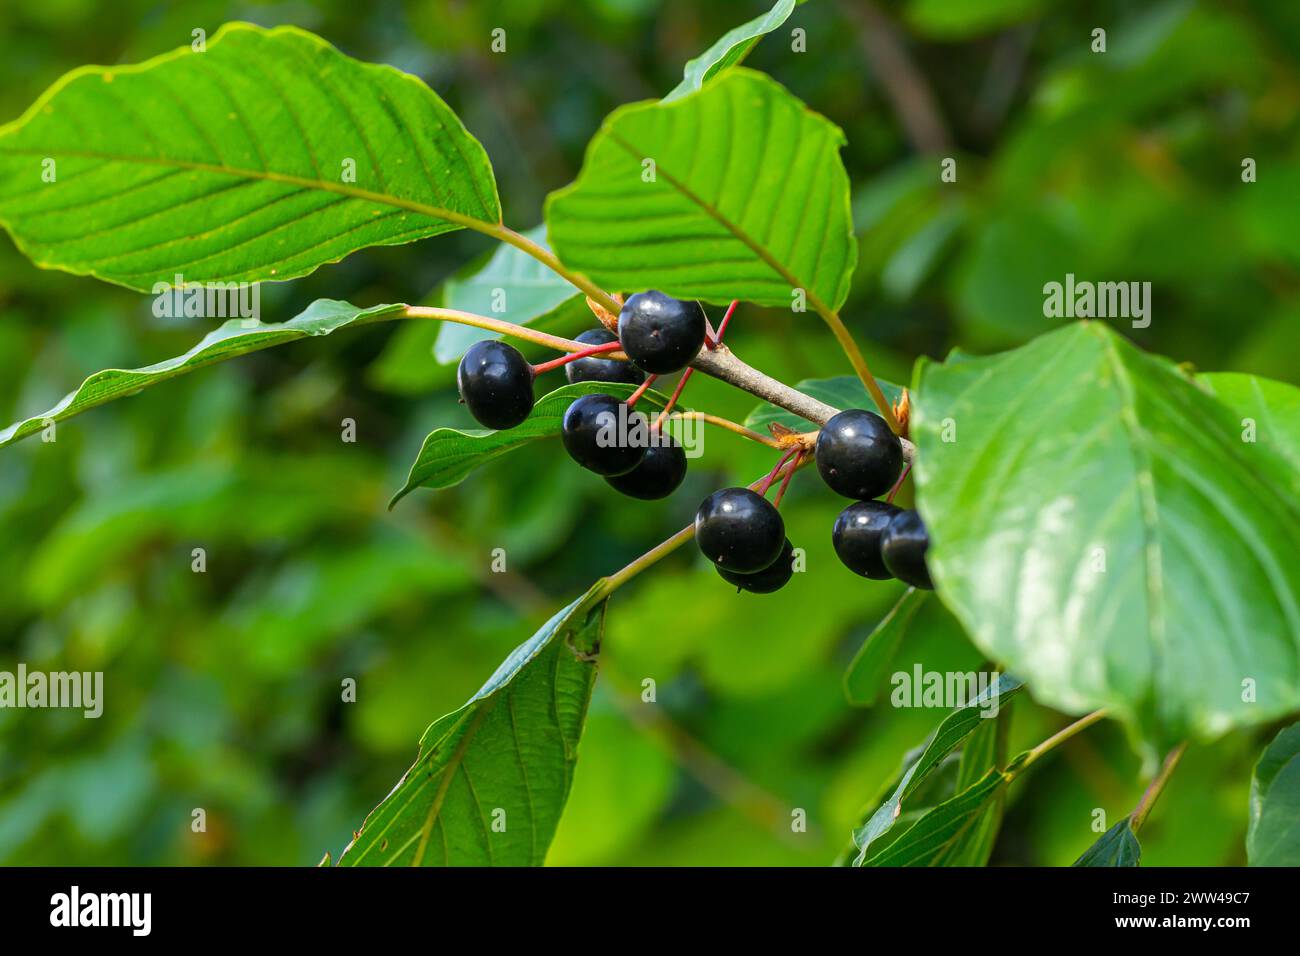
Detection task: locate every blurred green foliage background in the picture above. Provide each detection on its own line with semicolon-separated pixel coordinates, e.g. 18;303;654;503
0;0;1295;866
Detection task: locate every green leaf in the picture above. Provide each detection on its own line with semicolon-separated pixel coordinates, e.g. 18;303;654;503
433;225;579;363
1073;818;1143;867
663;0;799;102
0;299;401;450
942;703;1010;866
912;322;1300;744
1199;372;1300;487
843;588;928;706
390;381;676;507
859;769;1008;867
745;375;905;433
1247;722;1300;866
0;23;499;290
338;590;605;866
546;68;857;309
852;673;1021;863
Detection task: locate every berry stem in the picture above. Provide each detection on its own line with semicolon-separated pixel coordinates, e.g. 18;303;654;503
715;300;739;343
757;446;800;496
772;451;802;507
626;375;658;410
885;461;912;504
653;368;696;430
530;340;623;375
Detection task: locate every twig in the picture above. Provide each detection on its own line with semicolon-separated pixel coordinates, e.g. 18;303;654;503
842;0;951;154
1130;743;1188;833
1013;709;1109;775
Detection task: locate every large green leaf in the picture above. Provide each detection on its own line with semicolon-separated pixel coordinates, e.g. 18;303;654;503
390;381;675;507
1247;722;1300;866
546;69;857;309
338;591;605;866
0;23;499;290
0;299;401;450
1200;372;1300;488
843;588;927;706
433;224;579;363
852;673;1021;863
1073;818;1142;867
912;323;1300;744
663;0;799;101
745;375;905;433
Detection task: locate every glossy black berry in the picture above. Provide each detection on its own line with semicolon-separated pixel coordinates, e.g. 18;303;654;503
881;509;933;590
618;291;707;374
606;438;687;500
695;487;785;574
561;393;648;476
832;500;901;579
457;340;535;430
564;328;645;387
718;538;796;594
815;409;903;500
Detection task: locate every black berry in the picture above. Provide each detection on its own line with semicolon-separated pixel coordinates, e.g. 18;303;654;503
718;538;796;594
606;437;687;499
832;500;901;579
695;487;785;573
618;291;707;374
564;328;645;386
456;340;535;430
561;393;648;476
881;509;933;590
815;409;903;500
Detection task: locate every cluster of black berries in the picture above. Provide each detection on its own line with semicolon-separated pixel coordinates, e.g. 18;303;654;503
456;289;933;596
820;409;932;590
696;486;795;593
456;291;703;499
693;410;934;595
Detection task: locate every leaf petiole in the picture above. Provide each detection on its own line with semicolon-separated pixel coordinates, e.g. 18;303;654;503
1130;742;1187;833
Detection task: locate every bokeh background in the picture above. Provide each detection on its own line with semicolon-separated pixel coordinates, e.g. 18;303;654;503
0;0;1296;866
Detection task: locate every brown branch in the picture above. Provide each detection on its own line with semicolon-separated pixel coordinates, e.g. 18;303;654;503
843;0;952;154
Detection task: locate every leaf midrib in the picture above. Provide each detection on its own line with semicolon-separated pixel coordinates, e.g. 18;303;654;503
1091;323;1168;722
410;702;493;867
603;128;836;316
